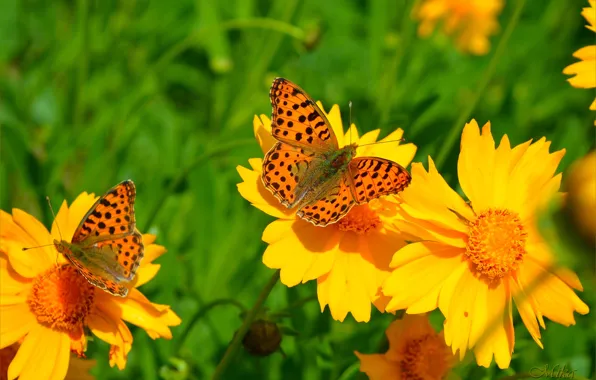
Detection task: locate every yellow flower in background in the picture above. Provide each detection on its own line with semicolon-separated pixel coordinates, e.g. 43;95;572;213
237;104;417;322
0;343;95;380
564;150;596;248
355;314;456;380
416;0;503;55
382;120;589;369
563;0;596;111
0;193;181;379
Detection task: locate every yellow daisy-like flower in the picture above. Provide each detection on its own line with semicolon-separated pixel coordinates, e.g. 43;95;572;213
0;343;95;380
416;0;503;55
237;103;417;322
0;192;181;379
382;120;589;368
563;0;596;111
355;314;457;380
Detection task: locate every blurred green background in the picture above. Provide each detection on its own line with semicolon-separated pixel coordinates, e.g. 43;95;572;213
1;0;594;379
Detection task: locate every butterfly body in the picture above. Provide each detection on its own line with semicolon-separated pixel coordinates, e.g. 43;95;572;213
290;144;357;209
54;180;144;297
262;78;412;227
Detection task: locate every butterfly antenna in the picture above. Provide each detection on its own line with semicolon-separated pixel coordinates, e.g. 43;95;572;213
46;196;63;241
358;138;406;147
349;101;353;145
22;243;56;251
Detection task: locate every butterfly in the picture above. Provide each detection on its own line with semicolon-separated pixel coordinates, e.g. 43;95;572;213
53;180;144;297
261;78;412;227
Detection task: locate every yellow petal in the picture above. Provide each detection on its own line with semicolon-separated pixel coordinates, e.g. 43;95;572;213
99;290;181;340
51;192;98;242
354;352;401;379
443;269;478;360
317;255;371;322
87;308;132;370
384;243;464;312
263;221;340;286
0;253;29;294
8;325;70;380
142;238;167;263
133;263;160;287
399;159;474;237
261;219;295;244
563;46;596;88
0;303;36;348
519;259;589;326
236;165;294;219
510;275;543;348
356;129;380;146
1;209;54;277
472;281;514;369
458;120;497;212
253;115;277;154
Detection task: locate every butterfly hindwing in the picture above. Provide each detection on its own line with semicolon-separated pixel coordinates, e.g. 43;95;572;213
269;78;339;152
95;230;144;281
348;157;411;204
297;177;356;226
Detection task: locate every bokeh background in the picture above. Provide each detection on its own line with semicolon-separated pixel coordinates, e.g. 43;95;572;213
1;0;594;379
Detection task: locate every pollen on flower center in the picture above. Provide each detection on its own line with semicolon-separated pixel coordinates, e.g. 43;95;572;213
400;334;450;380
336;204;382;234
27;265;95;332
465;208;528;280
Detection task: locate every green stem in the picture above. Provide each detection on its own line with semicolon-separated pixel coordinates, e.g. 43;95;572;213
434;0;527;169
73;0;89;127
378;0;420;127
175;299;246;353
142;138;255;231
152;18;305;74
211;270;280;380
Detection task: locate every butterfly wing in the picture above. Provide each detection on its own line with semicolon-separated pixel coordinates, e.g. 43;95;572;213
262;142;321;208
72;180;137;244
269;78;339;152
347;157;411;204
64;180;144;297
296;176;356;226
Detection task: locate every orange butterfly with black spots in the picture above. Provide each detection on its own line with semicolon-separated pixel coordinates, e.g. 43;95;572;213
262;78;412;226
54;180;144;297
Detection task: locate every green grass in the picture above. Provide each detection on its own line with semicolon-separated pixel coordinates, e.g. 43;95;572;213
1;0;594;379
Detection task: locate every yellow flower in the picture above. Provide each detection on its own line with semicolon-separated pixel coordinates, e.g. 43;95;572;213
0;192;181;379
355;314;456;380
563;0;596;111
416;0;503;55
382;120;589;368
0;343;95;380
237;103;417;322
564;150;596;247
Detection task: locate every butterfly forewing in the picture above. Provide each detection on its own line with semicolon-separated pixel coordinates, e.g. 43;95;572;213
72;180;137;244
269;78;339;152
347;157;411;204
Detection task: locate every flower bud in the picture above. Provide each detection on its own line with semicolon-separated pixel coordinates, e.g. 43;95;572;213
241;319;282;357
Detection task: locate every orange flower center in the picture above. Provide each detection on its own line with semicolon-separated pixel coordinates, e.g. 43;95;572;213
337;204;382;234
465;208;527;280
27;265;95;333
400;334;451;380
